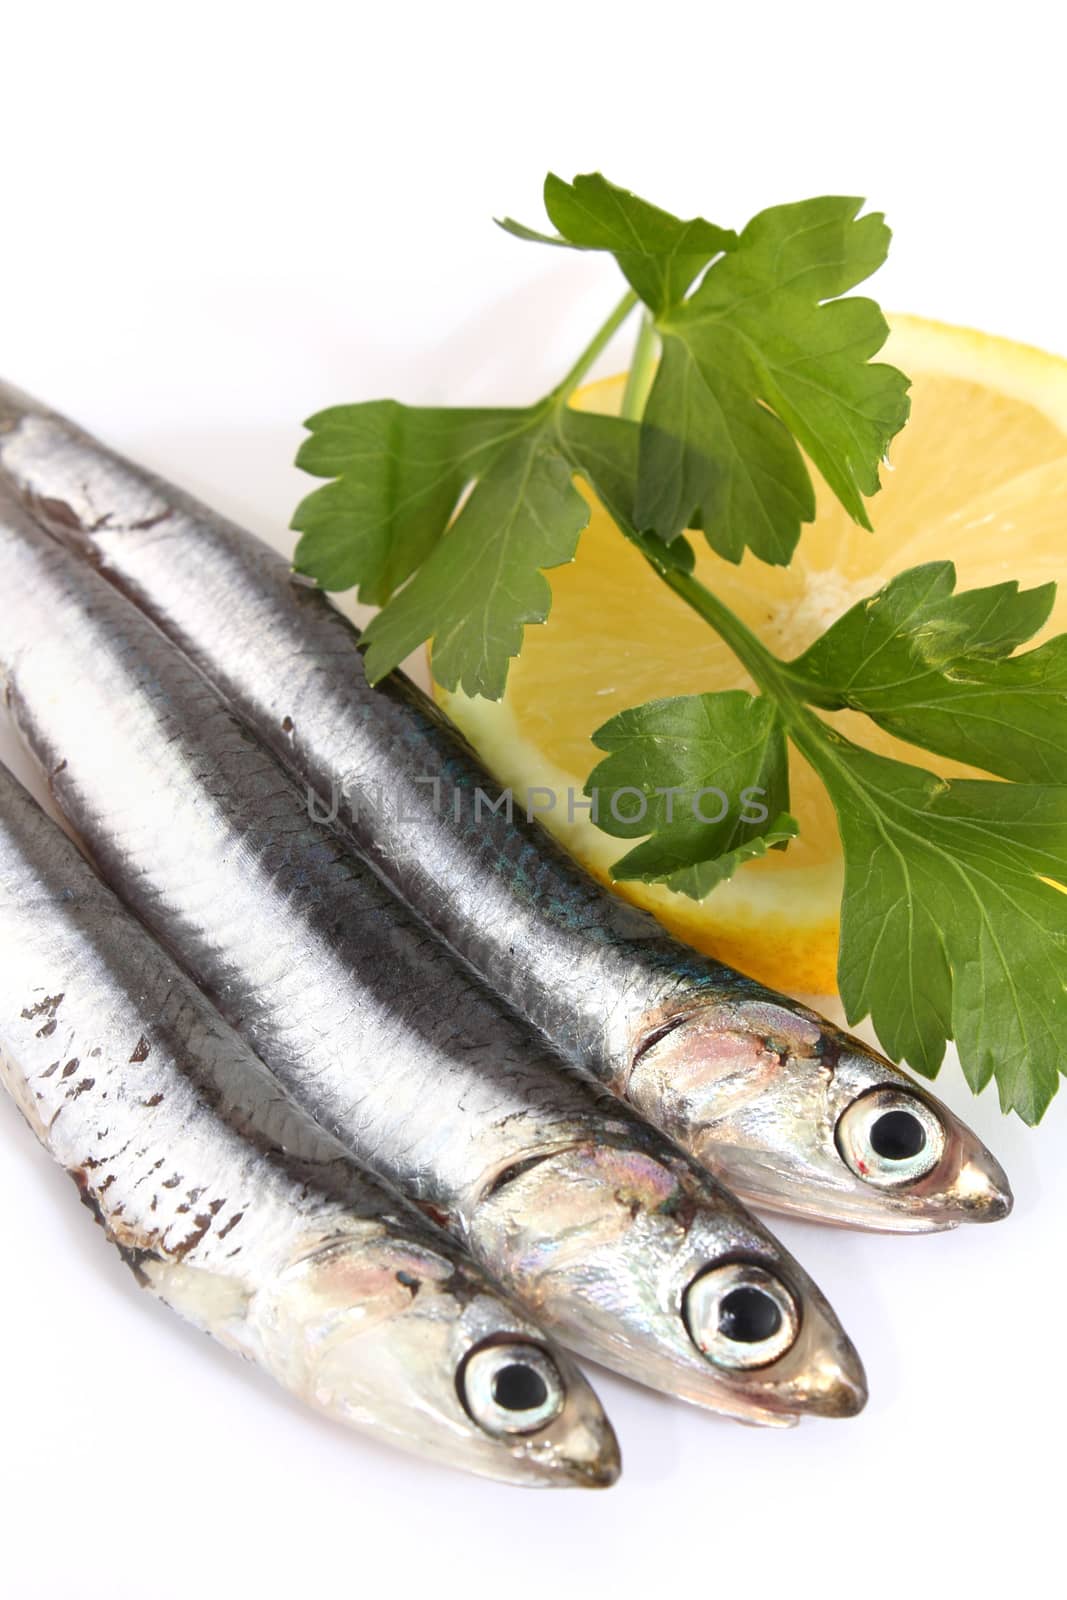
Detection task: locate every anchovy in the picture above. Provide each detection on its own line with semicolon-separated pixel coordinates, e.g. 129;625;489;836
0;384;1012;1232
0;763;617;1488
0;496;865;1425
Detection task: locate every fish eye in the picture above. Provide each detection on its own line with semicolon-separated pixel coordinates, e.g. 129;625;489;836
684;1262;799;1370
458;1339;565;1437
835;1086;945;1187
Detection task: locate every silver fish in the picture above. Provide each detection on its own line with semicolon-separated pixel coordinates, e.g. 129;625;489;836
0;384;1011;1232
0;763;618;1488
0;497;866;1425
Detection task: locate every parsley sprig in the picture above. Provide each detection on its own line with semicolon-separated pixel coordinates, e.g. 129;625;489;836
588;563;1067;1123
292;173;1067;1122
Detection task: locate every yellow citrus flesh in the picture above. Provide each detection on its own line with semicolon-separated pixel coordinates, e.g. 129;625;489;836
435;316;1067;997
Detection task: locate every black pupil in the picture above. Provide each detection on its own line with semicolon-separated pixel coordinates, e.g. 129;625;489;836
870;1109;927;1161
492;1363;549;1412
718;1286;783;1343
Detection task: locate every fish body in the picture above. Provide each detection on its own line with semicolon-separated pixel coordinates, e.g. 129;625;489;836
0;384;1011;1231
0;764;617;1487
0;498;865;1425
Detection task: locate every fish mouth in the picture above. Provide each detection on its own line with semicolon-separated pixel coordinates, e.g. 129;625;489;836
554;1422;622;1489
468;1140;866;1425
782;1331;868;1419
791;1365;867;1419
914;1142;1014;1226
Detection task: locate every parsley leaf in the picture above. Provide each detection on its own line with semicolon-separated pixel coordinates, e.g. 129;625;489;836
293;403;509;603
294;389;646;697
641;196;911;557
499;172;736;312
637;340;816;564
789;562;1067;782
805;734;1067;1124
586;691;797;898
507;176;912;564
359;423;589;696
557;408;697;574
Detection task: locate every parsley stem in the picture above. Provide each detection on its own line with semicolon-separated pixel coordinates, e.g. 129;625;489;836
550;291;638;406
657;568;785;690
620;314;658;421
653;563;841;764
653;565;812;718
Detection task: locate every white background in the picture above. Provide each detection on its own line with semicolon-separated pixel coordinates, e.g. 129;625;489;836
2;4;1064;1597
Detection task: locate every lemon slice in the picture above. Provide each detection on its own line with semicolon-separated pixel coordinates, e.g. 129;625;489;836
435;316;1067;996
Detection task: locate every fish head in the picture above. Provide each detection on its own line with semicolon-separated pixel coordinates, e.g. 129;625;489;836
253;1228;620;1488
469;1137;866;1426
627;996;1013;1232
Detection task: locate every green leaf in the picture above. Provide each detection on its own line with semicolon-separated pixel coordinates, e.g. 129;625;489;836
294;400;646;698
585;691;798;897
790;562;1067;782
638;196;911;557
801;729;1067;1123
620;818;800;899
499;172;736;313
559;409;695;573
637;340;815;562
362;427;590;698
292;403;515;603
501;181;910;564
